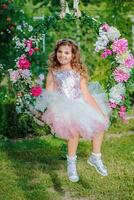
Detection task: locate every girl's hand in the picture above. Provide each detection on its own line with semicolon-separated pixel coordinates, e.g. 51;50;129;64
102;113;109;123
99;111;109;122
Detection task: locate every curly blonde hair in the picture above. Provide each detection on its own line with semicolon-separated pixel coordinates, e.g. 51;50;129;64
47;38;89;81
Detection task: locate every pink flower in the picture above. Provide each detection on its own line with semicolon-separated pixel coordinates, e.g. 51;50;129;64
118;105;126;120
112;38;128;55
17;55;31;69
121;95;125;101
28;48;35;56
9;69;20;83
113;68;130;83
30;86;42;97
124;54;134;68
109;101;117;108
101;48;112;58
101;24;110;31
25;40;32;49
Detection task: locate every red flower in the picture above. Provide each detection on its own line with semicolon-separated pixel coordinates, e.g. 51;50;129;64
30;86;42;97
118;105;126;120
2;4;8;9
9;26;14;30
17;55;31;69
34;47;39;51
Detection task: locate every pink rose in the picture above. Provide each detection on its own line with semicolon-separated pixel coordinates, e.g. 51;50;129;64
17;55;31;69
28;48;35;56
101;24;110;31
101;48;112;58
118;105;126;120
113;68;130;83
25;40;32;49
30;86;42;97
109;101;117;108
112;38;128;55
124;54;134;68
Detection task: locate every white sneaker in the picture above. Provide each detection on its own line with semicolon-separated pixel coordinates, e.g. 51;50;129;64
67;155;79;182
87;154;108;176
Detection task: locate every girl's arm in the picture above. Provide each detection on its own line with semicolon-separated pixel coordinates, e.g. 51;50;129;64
46;71;55;91
80;77;106;117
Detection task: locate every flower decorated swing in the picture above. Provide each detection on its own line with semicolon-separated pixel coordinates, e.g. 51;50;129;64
8;0;134;124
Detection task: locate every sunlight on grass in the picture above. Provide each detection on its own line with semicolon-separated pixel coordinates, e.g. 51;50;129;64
0;133;134;200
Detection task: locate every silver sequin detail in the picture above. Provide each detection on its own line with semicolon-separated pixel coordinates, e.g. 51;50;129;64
52;70;83;99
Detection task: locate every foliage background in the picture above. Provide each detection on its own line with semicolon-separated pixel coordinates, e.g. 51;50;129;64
0;0;134;138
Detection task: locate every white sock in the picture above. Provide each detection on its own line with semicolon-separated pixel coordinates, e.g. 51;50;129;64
91;152;101;157
67;155;77;172
67;154;77;161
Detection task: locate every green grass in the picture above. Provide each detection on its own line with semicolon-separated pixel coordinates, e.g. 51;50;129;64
0;133;134;200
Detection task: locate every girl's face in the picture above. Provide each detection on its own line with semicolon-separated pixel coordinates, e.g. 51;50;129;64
56;45;72;66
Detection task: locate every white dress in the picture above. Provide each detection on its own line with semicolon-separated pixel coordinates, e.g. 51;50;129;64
33;69;111;140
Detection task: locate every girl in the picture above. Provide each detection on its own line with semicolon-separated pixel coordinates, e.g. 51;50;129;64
34;38;110;182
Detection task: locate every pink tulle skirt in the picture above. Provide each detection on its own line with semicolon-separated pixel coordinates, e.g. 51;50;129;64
34;88;111;140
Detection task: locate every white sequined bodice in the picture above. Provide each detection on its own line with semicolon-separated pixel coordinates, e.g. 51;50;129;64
52;70;83;99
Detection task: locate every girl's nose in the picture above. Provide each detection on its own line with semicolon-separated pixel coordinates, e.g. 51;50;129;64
60;53;65;57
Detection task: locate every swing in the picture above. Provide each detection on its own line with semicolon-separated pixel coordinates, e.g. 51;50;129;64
8;1;134;125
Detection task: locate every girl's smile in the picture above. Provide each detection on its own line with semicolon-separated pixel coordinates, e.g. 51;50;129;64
56;45;72;66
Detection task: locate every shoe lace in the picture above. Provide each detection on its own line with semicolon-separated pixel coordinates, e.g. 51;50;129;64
95;158;105;169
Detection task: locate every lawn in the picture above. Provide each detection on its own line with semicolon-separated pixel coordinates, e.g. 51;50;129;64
0;130;134;200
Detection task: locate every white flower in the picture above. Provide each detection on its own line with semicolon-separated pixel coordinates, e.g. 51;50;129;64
12;36;19;41
16;96;23;104
22;21;28;28
107;27;121;41
24;94;32;100
95;35;109;51
16;25;22;31
16;40;24;49
36;74;45;85
99;28;107;37
115;51;130;64
109;83;125;104
20;69;31;79
39;74;45;81
28;25;33;32
8;69;20;83
0;64;4;69
116;65;131;74
25;46;30;52
7;29;11;34
20;9;24;14
16;105;23;114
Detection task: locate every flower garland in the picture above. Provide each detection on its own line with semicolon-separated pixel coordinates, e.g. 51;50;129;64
8;21;44;114
6;16;134;122
95;23;134;121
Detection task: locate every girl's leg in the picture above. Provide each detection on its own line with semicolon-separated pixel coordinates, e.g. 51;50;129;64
87;132;108;176
92;132;104;153
66;135;79;182
67;135;79;156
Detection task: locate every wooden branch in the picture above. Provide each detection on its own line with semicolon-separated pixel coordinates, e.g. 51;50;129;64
59;0;70;18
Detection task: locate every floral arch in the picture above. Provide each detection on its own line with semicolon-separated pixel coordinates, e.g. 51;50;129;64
7;10;134;124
